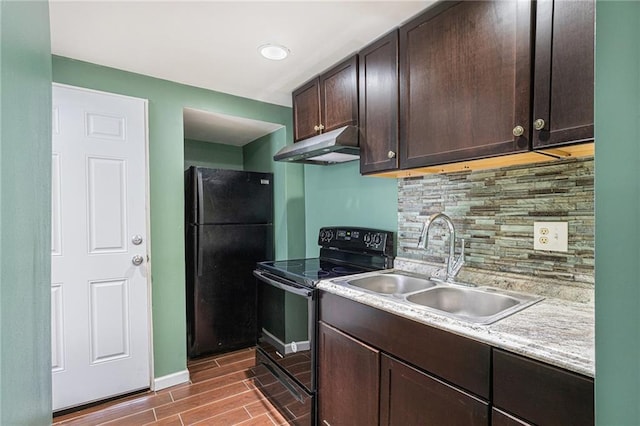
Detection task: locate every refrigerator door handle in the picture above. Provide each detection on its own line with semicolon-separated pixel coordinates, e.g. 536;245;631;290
253;270;312;298
196;226;203;277
196;168;204;224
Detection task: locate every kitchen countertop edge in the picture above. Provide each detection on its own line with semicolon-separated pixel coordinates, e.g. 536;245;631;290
317;269;595;378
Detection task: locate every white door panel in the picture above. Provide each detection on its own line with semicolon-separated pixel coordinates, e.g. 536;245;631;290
51;284;65;372
86;156;128;253
51;84;150;411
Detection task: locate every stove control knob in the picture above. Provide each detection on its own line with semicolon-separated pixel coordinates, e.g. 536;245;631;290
364;233;372;244
320;229;334;243
373;234;383;246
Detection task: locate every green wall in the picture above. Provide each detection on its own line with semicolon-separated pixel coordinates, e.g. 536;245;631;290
303;161;398;256
0;0;52;423
244;130;306;260
595;1;640;424
184;138;244;171
52;56;304;378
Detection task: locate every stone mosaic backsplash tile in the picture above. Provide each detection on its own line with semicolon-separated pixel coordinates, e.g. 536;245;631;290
397;157;594;285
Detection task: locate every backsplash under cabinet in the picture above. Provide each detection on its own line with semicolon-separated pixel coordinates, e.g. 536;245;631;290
398;157;594;294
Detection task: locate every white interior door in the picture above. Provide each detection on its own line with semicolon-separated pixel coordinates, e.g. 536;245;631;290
51;84;151;411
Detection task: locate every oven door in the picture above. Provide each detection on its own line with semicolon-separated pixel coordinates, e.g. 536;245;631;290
253;269;316;393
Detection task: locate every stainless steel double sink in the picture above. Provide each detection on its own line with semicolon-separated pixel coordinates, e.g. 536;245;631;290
336;272;543;325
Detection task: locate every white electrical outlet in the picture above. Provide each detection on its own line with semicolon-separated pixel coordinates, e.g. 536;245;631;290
533;221;568;252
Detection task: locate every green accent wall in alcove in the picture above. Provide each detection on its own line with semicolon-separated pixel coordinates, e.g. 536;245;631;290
244;129;306;260
183;138;244;171
303;161;398;256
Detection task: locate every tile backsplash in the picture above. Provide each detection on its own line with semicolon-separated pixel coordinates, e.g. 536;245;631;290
397;157;594;286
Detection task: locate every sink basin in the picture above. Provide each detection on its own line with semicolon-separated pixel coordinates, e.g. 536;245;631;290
406;286;543;324
346;273;437;294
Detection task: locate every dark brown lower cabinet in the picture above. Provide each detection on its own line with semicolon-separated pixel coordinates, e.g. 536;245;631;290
380;354;489;425
317;322;380;426
493;349;594;426
318;292;593;425
492;408;532;426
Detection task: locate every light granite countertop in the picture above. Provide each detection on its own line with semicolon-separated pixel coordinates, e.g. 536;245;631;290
317;258;595;378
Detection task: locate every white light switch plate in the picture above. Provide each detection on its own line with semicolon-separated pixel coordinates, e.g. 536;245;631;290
533;221;568;252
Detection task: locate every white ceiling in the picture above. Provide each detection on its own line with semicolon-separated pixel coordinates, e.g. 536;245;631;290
49;0;434;144
183;108;283;146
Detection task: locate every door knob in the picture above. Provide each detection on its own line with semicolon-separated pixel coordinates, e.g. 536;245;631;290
533;118;546;131
132;255;144;266
512;125;525;137
131;235;143;245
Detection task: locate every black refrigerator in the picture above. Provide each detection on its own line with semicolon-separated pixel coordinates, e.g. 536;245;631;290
185;167;274;359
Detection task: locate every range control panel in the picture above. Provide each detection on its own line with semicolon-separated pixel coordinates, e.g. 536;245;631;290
318;226;394;255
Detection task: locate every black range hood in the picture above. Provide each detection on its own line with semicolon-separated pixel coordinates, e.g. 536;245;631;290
273;125;359;165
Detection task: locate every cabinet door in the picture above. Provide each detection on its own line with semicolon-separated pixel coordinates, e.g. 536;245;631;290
380;354;489;426
492;408;532;426
359;30;399;174
532;0;595;148
319;55;358;133
293;78;321;142
399;1;532;169
493;349;594;426
317;322;379;426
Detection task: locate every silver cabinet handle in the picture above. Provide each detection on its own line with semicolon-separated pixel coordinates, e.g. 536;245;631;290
132;255;144;266
512;125;525;137
533;118;546;131
387;151;396;159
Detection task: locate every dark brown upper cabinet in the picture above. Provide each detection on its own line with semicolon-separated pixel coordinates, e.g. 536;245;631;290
399;0;533;169
292;79;321;142
292;55;358;142
359;30;400;174
532;0;595;149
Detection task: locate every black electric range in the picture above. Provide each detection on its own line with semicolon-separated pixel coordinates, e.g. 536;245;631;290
253;226;394;426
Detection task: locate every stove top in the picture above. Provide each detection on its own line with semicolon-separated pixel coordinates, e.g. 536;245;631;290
255;226;395;288
257;258;372;287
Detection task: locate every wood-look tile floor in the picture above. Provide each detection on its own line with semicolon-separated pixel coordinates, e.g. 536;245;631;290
52;347;291;425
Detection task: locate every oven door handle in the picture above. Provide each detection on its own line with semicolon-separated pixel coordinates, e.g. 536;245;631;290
259;359;305;403
253;270;313;298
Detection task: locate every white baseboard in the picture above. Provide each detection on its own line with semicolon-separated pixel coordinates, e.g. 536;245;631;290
153;369;190;391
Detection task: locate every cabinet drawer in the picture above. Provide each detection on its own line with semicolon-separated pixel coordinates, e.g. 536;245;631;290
493;349;594;425
319;291;491;399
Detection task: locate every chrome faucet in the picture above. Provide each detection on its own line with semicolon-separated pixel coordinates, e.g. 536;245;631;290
418;212;465;281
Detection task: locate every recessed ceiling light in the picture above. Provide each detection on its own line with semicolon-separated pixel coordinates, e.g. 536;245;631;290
258;44;290;61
